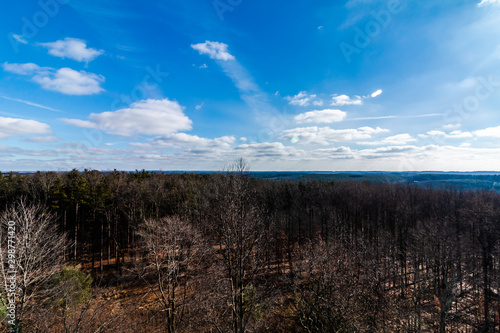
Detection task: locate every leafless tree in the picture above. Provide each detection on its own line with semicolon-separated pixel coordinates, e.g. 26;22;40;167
0;199;66;332
208;158;266;333
290;237;388;333
137;215;206;333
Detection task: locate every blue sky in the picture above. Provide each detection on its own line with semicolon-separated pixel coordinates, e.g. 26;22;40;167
1;0;500;171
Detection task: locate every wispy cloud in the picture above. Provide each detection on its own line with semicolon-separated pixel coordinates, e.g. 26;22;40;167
192;40;278;125
478;0;500;6
27;136;59;143
348;113;442;121
39;38;104;62
12;34;28;44
0;95;63;113
285;91;320;107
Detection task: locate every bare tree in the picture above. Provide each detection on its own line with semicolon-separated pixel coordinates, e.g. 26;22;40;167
0;199;66;332
138;216;205;333
290;238;383;333
207;159;266;333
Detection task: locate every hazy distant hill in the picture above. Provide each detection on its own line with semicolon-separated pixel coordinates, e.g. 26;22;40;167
249;171;500;192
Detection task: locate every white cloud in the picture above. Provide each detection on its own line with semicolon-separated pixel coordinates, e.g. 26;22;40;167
0;117;52;138
281;126;388;145
39;38;104;62
294;109;347;124
133;133;235;150
331;94;363;106
358;145;424;159
191;41;279;124
370;89;383;98
33;68;105;95
191;41;235;61
348;145;500;171
478;0;500;6
199;63;208;69
448;130;473;138
62;98;192;136
350;114;441;121
285;91;319;107
235;142;303;158
3;62;105;95
13;34;28;44
311;146;355;159
54;145;116;157
61;119;97;129
27;136;59;143
0;146;58;158
195;102;204;110
473;125;500;138
3;62;40;75
443;123;462;130
420;130;474;139
358;133;416;146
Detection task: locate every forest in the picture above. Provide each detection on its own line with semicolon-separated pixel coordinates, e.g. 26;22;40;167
0;161;500;332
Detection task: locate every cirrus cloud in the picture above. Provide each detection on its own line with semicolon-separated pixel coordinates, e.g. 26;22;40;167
478;0;500;6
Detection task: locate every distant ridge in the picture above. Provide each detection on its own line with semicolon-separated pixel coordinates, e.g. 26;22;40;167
3;170;500;192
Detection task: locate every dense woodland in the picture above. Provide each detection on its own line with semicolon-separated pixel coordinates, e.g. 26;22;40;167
1;162;500;332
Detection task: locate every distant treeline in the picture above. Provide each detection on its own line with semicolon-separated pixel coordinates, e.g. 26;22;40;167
1;167;500;331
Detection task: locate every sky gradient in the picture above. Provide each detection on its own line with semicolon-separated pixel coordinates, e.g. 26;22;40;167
1;0;500;171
